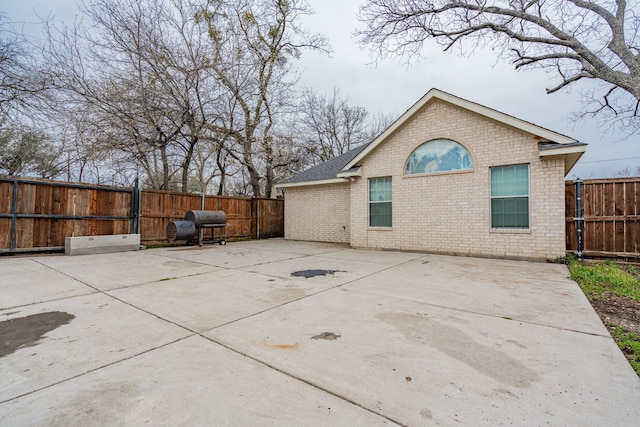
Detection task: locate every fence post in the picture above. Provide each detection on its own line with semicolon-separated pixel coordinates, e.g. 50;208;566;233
10;179;18;252
130;178;140;234
576;178;583;261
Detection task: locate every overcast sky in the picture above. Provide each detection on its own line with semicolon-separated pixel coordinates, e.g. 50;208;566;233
4;0;640;178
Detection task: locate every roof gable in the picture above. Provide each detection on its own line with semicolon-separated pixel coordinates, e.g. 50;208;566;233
343;88;578;171
276;88;585;187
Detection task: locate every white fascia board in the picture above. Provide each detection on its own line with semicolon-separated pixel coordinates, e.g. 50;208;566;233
274;178;346;189
336;167;362;178
434;90;578;145
342;88;577;171
539;144;587;157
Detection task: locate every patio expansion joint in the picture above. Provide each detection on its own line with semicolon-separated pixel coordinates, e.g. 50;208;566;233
2;261;210;405
29;258;114;294
199;333;408;427
186;257;424;427
204;255;422;332
152;250;310;270
0;334;195;405
29;257;222;294
8;249;398;406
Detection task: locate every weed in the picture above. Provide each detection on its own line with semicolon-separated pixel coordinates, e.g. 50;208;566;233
609;325;640;376
568;257;640;377
567;258;640;302
159;277;176;282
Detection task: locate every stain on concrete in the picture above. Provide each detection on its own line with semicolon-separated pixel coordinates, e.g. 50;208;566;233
163;260;201;269
56;380;140;424
262;340;299;350
377;312;539;388
268;288;307;301
0;311;75;358
311;332;341;340
291;269;345;279
420;408;433;419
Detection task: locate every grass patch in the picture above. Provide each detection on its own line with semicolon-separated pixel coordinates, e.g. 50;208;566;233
609;325;640;374
567;257;640;302
568;256;640;376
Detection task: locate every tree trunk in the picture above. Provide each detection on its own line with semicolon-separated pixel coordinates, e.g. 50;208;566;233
160;145;169;190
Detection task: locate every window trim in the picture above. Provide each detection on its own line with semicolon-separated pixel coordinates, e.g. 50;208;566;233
489;164;530;229
368;176;392;228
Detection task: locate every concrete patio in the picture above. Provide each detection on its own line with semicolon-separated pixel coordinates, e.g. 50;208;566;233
1;239;639;426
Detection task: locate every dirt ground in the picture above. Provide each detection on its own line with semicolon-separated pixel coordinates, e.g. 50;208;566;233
587;264;640;374
586;264;640;331
592;295;640;336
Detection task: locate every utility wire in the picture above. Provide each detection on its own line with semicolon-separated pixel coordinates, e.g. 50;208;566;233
577;156;640;164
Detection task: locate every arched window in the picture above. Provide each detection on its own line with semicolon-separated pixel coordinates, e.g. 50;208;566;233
404;139;473;175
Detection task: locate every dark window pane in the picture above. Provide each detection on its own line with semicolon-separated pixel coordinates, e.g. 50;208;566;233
370;202;392;227
492;196;528;228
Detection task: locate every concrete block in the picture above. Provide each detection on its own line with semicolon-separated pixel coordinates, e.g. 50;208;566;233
65;234;141;256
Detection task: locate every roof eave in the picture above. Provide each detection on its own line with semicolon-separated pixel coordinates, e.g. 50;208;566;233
336;167;362;178
539;144;587;175
274;178;346;189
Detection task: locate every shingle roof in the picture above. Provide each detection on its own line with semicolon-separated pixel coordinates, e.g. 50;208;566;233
278;144;369;185
538;141;588;150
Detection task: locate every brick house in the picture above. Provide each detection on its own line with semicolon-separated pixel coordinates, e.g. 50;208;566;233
275;89;586;260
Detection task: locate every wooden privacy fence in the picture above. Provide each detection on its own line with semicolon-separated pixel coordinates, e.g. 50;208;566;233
140;190;284;245
0;176;284;253
566;177;640;260
6;175;637;258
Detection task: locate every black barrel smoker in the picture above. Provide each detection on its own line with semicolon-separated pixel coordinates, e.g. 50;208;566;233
166;210;227;246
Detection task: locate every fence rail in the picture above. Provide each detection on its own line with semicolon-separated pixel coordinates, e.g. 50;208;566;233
0;176;283;253
566;177;640;260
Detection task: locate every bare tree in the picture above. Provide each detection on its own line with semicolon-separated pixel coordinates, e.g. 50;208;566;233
190;133;240;195
357;0;640;130
41;0;234;191
197;0;328;197
615;164;640;177
299;87;394;164
0;124;62;178
40;0;326;195
0;16;51;117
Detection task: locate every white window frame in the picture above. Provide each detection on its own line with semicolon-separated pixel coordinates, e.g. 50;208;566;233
490;164;530;229
368;176;392;228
